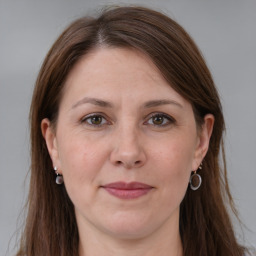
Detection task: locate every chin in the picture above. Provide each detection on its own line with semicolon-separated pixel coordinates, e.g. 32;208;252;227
100;213;158;240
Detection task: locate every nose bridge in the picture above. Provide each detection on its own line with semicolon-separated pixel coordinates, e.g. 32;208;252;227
110;117;146;168
120;118;138;146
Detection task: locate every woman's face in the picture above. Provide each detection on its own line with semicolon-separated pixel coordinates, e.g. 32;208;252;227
42;47;213;240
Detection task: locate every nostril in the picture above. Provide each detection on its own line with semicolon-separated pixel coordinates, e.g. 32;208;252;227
115;160;141;167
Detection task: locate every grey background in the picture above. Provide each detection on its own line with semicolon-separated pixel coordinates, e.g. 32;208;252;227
1;0;255;255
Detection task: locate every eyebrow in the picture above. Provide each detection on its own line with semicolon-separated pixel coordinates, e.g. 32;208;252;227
71;97;183;110
143;99;183;108
72;97;113;109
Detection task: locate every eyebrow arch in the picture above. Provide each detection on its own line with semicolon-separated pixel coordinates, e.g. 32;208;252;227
143;99;183;108
71;97;113;109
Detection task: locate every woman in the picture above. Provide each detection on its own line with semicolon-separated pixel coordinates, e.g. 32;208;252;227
16;6;250;256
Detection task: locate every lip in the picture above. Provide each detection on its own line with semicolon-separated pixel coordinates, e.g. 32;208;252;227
101;182;153;199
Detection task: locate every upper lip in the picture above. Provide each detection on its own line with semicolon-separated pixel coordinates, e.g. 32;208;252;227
102;182;153;190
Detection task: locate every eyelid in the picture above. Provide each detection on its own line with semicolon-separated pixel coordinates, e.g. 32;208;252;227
80;112;175;128
144;112;176;126
81;112;111;127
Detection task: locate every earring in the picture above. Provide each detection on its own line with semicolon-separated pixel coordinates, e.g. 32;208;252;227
54;166;63;185
190;163;202;191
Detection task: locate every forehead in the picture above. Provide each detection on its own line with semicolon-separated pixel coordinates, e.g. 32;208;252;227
65;47;161;86
61;47;188;107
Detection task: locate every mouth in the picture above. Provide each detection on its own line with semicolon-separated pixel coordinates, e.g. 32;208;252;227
101;182;154;199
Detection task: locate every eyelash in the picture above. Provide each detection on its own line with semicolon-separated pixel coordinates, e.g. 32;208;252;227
144;113;175;127
81;112;175;128
81;113;110;127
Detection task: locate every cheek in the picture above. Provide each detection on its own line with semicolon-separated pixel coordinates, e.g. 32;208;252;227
154;137;195;169
58;130;105;171
56;134;108;200
152;137;195;194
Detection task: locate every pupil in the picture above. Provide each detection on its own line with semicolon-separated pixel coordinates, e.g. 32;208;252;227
92;116;102;124
153;115;163;125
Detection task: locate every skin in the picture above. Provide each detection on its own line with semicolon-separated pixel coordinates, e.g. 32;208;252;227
42;47;214;256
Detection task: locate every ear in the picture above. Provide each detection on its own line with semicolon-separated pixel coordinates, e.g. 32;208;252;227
192;114;214;171
41;118;62;173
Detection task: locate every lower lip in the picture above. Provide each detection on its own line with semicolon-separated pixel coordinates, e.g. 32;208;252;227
103;187;152;199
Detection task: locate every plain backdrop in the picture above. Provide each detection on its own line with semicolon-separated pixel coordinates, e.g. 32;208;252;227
0;0;255;255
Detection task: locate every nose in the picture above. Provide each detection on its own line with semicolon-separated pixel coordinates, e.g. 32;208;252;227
110;125;146;169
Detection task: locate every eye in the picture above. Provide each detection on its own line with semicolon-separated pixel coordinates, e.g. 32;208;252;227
145;113;175;127
81;114;108;127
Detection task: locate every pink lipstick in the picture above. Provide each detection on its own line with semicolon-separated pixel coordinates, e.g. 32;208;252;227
101;182;153;199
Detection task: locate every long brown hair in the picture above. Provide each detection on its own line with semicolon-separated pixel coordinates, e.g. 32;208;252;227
17;6;249;256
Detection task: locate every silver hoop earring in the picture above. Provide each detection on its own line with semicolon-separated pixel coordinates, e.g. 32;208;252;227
190;172;202;190
54;166;63;185
190;163;202;190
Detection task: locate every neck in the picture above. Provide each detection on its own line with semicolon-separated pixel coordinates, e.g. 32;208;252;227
78;213;183;256
79;234;183;256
